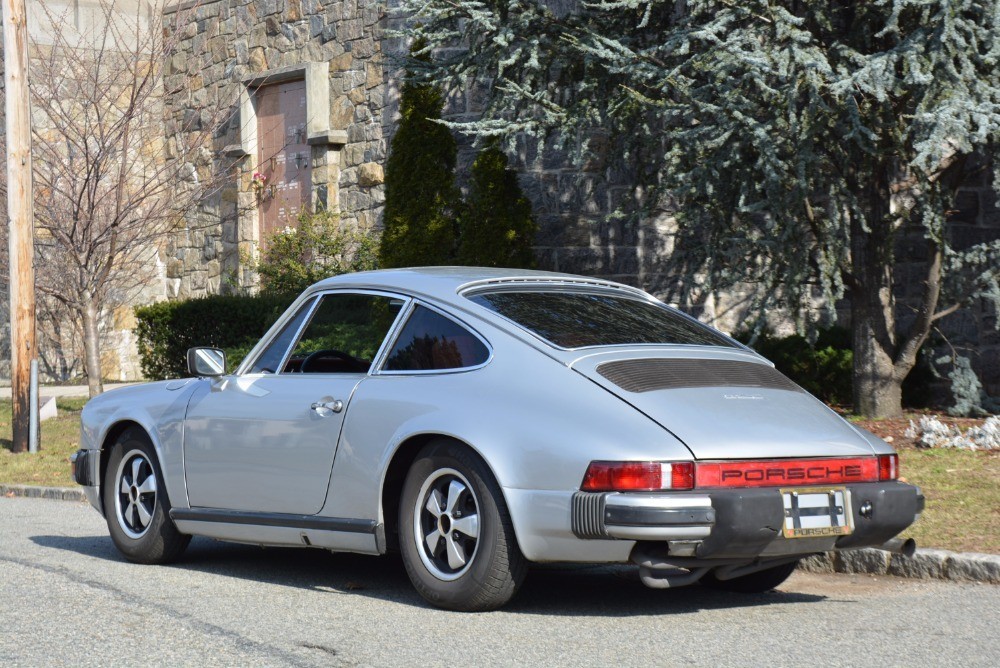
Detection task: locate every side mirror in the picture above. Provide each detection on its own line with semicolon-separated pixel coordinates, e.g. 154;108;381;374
187;347;227;377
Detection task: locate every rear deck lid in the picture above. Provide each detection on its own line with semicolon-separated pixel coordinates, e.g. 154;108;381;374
572;348;877;460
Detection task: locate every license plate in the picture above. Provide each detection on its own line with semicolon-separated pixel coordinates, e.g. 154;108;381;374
781;487;852;539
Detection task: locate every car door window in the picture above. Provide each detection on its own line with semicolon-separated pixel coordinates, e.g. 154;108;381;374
247;297;316;374
285;293;403;373
383;305;490;372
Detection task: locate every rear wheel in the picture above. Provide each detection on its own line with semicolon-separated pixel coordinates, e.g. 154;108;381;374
399;440;526;611
103;430;189;564
700;560;799;593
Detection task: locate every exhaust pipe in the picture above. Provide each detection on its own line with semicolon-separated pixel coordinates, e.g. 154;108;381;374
878;537;917;557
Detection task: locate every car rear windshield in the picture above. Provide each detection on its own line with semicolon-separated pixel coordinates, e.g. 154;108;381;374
467;290;735;349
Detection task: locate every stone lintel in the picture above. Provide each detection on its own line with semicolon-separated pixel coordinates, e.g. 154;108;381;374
308;130;349;146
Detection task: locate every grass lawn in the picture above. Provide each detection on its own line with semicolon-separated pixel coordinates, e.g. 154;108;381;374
897;447;1000;554
0;397;87;487
2;397;998;554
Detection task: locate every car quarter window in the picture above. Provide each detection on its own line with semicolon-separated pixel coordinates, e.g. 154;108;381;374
467;290;735;349
382;305;489;372
247;297;316;374
284;293;404;374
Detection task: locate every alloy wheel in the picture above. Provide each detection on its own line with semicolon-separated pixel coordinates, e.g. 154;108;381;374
413;467;481;581
114;449;158;539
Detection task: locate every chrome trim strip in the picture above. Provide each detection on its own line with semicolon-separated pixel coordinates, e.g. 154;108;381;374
272;294;323;375
169;508;377;533
605;525;714;541
239;289;413;377
374;299;494;376
462;286;738;353
603;493;714;510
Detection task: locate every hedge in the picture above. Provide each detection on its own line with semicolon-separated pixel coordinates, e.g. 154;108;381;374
734;326;854;406
135;293;296;380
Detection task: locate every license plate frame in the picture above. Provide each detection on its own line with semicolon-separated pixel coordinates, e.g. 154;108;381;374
780;487;852;539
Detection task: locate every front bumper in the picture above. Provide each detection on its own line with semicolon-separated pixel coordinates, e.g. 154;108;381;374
572;481;924;559
70;448;103;512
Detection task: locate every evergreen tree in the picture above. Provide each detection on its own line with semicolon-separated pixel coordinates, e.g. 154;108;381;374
457;146;537;267
398;0;1000;417
379;43;459;268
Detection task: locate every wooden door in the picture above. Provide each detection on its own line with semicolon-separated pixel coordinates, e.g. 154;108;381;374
256;80;312;245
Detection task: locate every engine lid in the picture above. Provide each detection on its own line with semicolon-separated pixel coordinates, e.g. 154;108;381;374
570;347;878;460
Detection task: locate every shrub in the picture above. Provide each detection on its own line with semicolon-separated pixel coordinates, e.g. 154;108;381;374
733;326;853;405
379;41;460;268
135;293;296;380
457;146;537;268
246;208;380;295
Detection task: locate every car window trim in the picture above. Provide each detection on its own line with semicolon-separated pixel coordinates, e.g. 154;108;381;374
279;288;412;377
463;288;739;352
374;299;494;376
235;295;319;376
238;289;412;377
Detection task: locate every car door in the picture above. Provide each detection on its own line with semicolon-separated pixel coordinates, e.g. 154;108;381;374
182;290;406;515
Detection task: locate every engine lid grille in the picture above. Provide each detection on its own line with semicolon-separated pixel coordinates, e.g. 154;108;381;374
596;358;802;394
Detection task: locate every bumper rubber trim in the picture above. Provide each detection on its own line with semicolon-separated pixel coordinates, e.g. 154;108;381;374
71;449;94;487
604;505;715;527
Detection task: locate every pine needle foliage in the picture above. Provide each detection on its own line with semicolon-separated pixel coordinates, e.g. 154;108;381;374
398;0;1000;417
379;42;460;268
457;146;538;267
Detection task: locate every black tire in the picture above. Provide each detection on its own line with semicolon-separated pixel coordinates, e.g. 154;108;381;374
399;440;527;611
103;429;190;564
700;560;800;593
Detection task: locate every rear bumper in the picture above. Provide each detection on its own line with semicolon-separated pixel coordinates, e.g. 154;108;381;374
572;481;923;559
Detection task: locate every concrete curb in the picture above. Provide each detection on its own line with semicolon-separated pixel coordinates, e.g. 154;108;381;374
799;547;1000;584
3;485;997;584
1;484;87;503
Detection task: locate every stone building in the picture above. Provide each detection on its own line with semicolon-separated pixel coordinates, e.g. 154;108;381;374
157;0;999;400
1;0;159;382
2;0;998;402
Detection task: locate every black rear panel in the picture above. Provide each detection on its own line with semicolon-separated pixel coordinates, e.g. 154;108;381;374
596;358;802;393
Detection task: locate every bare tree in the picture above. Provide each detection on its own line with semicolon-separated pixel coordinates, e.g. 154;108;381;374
1;0;236;396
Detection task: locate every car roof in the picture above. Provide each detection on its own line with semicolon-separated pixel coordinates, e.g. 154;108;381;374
310;267;649;306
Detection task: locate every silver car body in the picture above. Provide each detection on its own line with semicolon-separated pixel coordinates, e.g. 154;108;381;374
76;267;917;569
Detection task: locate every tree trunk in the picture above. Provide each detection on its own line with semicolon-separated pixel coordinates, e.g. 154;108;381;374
850;166;904;418
81;292;104;398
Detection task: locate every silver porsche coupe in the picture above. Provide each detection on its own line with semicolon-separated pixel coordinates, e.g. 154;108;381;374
72;267;923;610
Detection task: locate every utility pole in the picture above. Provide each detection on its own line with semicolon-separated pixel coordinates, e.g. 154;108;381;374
3;0;37;453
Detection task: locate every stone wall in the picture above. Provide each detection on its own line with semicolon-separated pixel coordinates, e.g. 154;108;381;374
161;0;389;300
3;0;996;400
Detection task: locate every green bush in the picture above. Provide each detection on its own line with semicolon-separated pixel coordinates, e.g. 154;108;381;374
135;293;296;380
379;41;460;268
246;208;380;294
733;326;854;405
457;146;537;268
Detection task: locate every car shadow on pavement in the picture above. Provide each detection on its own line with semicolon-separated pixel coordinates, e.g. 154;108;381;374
32;534;827;615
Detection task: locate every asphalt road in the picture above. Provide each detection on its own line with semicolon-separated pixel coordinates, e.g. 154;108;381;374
1;497;996;667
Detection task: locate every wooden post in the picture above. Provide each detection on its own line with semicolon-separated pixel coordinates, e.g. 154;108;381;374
3;0;37;453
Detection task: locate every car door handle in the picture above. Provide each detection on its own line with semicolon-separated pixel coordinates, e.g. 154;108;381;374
310;400;344;414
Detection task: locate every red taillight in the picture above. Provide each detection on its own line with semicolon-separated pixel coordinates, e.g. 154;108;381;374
581;461;694;492
878;454;899;481
695;457;880;488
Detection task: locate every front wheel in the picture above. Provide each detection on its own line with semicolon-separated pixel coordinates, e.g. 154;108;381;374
700;560;799;593
399;440;526;611
103;430;190;564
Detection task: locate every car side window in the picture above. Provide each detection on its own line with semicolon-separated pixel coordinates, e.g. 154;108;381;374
247;297;315;374
284;293;403;374
383;305;489;372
